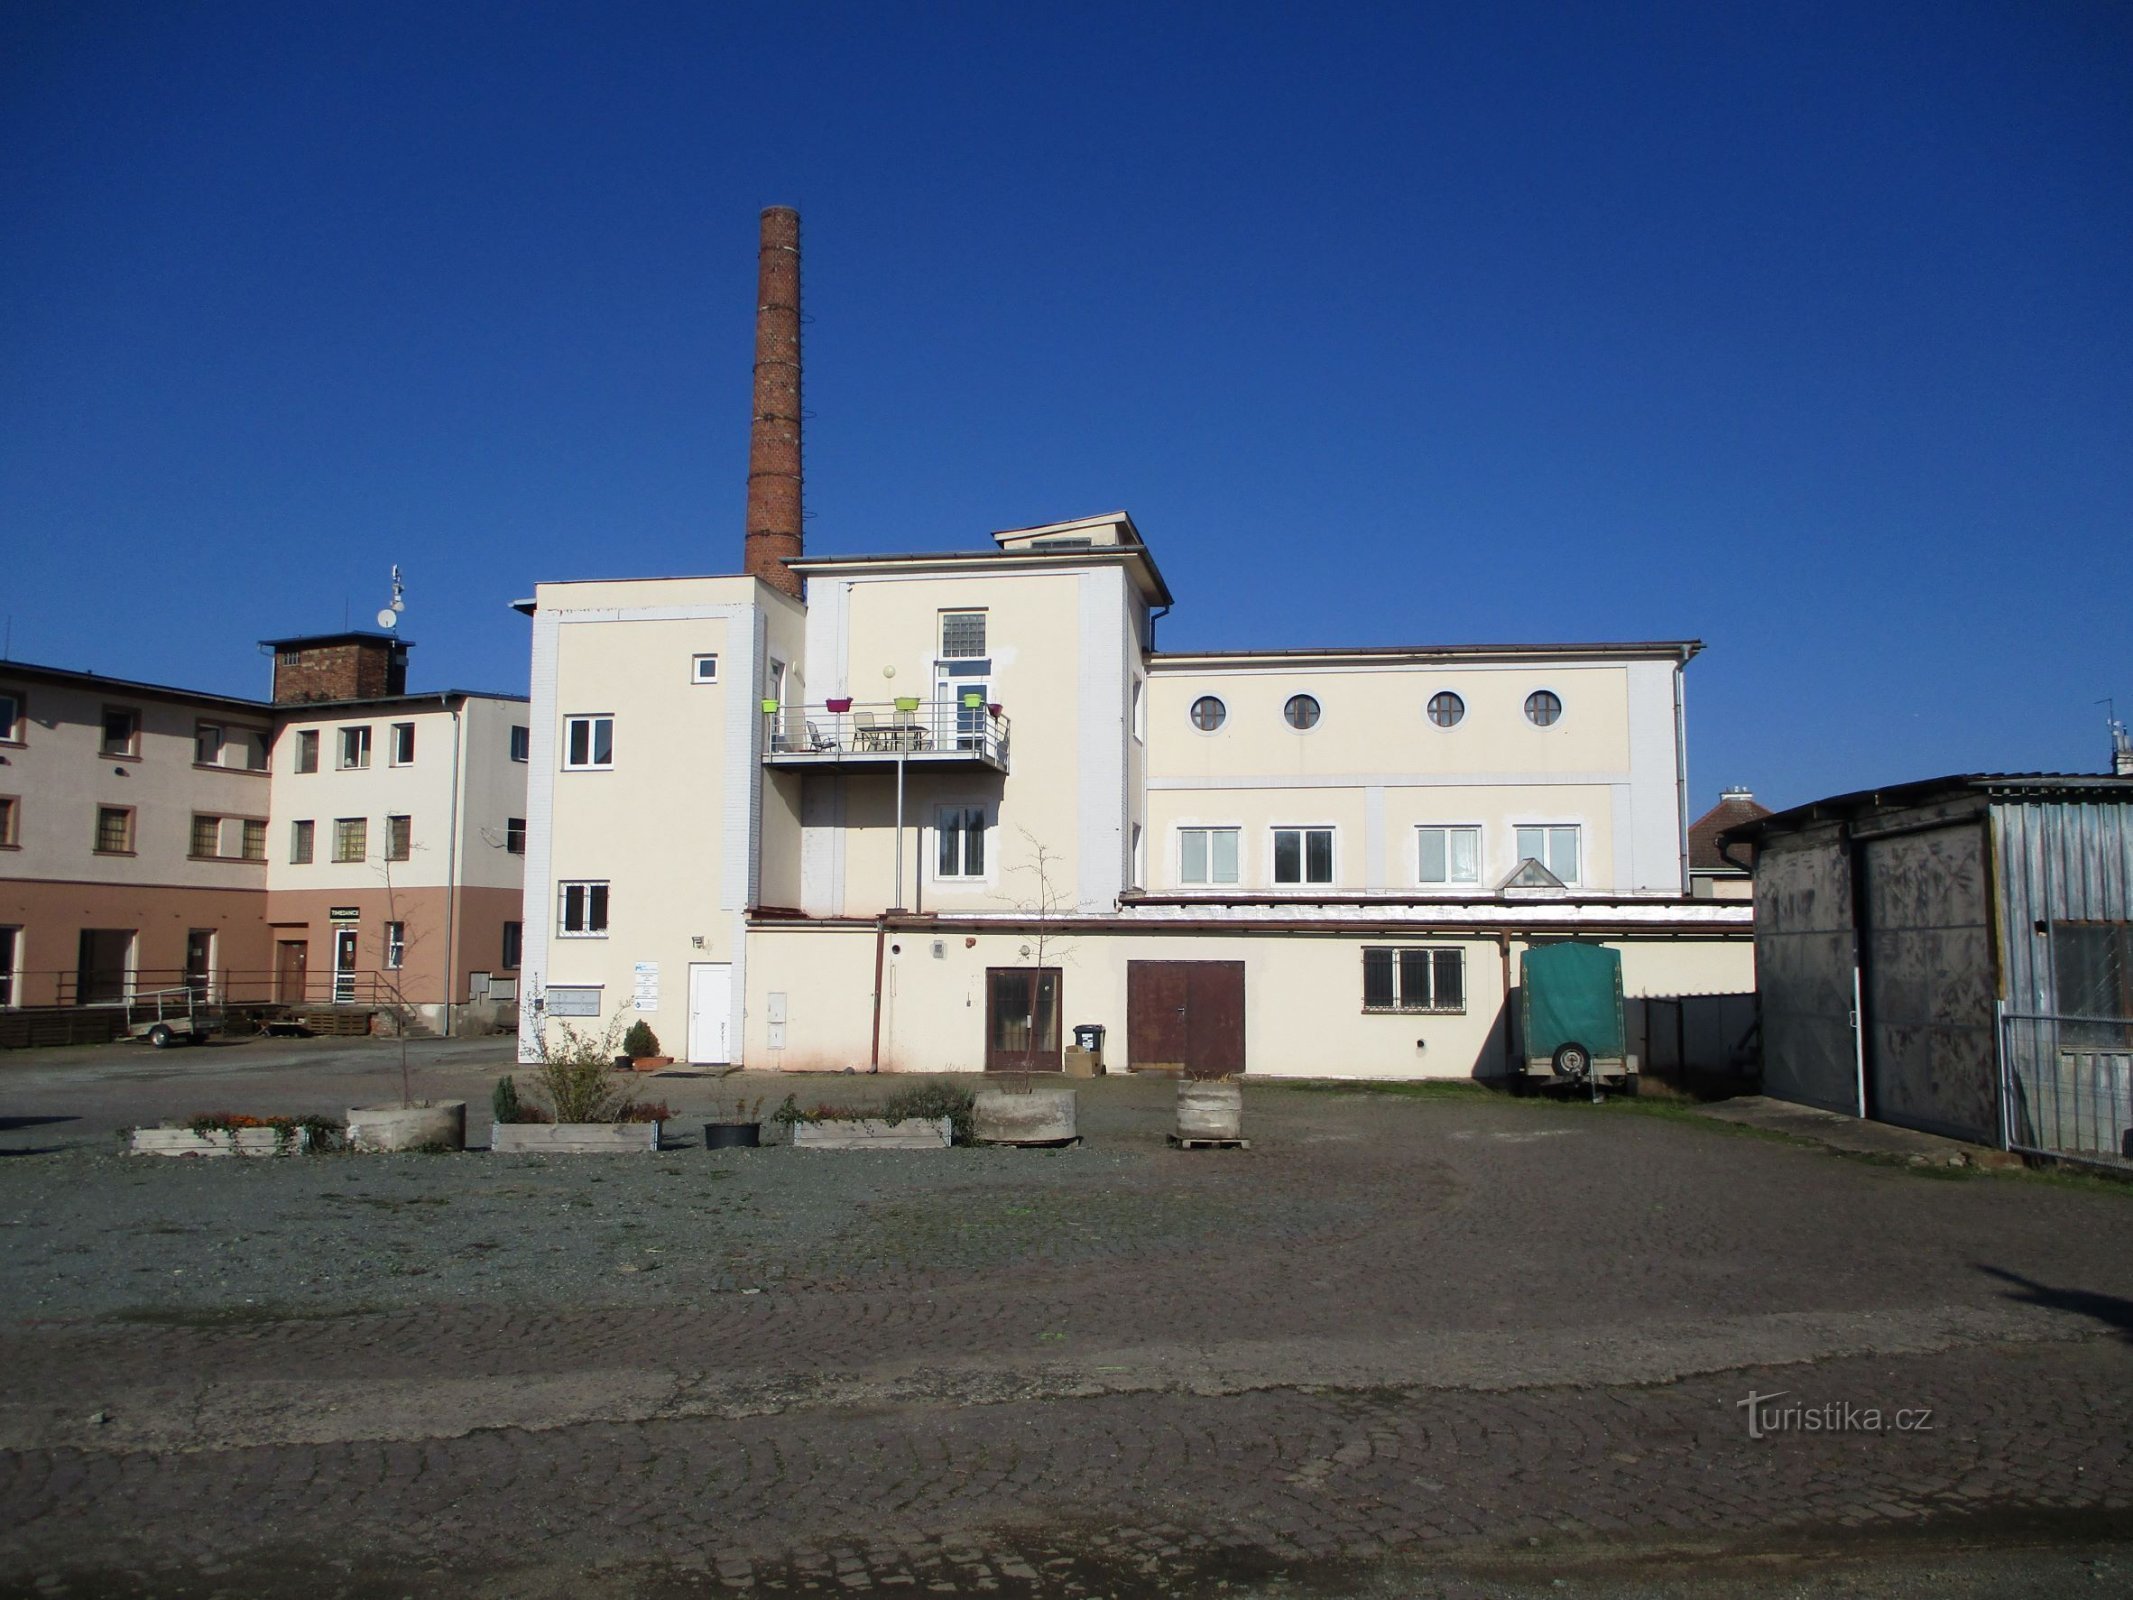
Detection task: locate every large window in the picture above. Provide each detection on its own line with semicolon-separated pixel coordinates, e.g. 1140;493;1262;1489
1515;825;1580;884
334;817;367;863
1418;826;1481;887
940;610;987;659
94;806;134;854
101;706;140;758
1180;826;1241;886
291;819;315;864
338;726;372;770
385;814;412;862
295;729;319;773
937;806;987;879
564;715;613;770
390;722;415;765
558;880;609;936
1273;826;1335;886
1362;947;1466;1013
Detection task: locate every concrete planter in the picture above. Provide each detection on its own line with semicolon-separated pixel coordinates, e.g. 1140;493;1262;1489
491;1121;661;1154
131;1126;313;1158
1176;1081;1244;1141
347;1100;466;1153
792;1117;952;1150
973;1088;1078;1146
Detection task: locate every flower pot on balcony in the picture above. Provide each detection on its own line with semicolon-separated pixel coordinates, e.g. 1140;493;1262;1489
893;696;921;713
760;698;781;714
825;697;852;713
988;704;1003;717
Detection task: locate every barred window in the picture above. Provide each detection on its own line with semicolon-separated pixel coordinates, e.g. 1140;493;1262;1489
2055;921;2133;1048
95;806;133;853
295;730;319;773
242;819;266;861
559;880;609;936
385;814;411;861
1362;947;1465;1013
334;817;367;862
940;610;988;659
191;814;223;857
291;819;315;864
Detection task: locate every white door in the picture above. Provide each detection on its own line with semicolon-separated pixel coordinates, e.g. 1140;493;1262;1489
333;927;359;1003
688;962;733;1065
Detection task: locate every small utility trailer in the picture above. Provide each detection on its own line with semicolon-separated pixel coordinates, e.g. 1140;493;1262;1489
1516;941;1638;1097
121;987;211;1048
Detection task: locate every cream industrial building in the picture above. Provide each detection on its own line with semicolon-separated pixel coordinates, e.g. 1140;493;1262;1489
514;209;1753;1079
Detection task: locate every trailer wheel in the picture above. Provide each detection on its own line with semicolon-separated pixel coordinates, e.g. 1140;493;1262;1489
1551;1042;1591;1080
147;1024;176;1049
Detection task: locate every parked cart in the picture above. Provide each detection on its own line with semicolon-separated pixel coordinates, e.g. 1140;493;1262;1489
1516;942;1637;1097
120;987;210;1049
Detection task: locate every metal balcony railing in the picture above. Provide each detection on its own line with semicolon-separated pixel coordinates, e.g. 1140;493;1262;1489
761;697;1011;769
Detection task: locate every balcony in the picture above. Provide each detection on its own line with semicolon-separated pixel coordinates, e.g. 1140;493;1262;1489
761;698;1011;773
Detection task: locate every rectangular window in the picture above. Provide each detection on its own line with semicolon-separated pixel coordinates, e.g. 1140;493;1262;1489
190;814;223;857
1515;825;1580;884
295;729;319;773
691;653;718;683
238;729;270;770
0;794;16;847
564;715;613;770
1418;826;1481;886
0;691;21;744
1274;827;1335;886
2054;921;2133;1047
940;610;988;659
509;725;530;762
936;806;987;879
194;723;224;765
384;921;406;970
500;920;523;970
338;726;372;770
241;819;266;861
334;817;367;863
1362;947;1466;1013
390;722;415;765
291;819;315;864
101;706;140;758
506;817;526;854
558;880;610;936
385;814;412;861
1179;826;1241;886
95;806;134;854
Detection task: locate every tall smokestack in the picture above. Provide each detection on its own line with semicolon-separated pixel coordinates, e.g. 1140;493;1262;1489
745;206;804;599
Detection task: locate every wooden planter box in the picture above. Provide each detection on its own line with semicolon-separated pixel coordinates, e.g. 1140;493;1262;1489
131;1126;313;1158
792;1116;953;1150
491;1121;662;1154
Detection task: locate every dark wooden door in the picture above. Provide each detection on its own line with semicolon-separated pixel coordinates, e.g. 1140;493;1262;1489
986;967;1062;1071
185;930;214;999
275;940;308;1003
76;929;133;1005
1128;960;1246;1077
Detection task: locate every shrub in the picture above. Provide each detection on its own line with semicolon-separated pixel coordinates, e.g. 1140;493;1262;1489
622;1020;661;1059
529;1020;636;1124
881;1080;977;1144
617;1100;672;1124
493;1075;555;1125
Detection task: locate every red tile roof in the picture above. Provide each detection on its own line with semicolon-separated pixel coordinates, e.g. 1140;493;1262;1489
1690;792;1771;872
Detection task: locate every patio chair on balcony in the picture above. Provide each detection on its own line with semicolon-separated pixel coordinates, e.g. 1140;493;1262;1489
803;719;838;752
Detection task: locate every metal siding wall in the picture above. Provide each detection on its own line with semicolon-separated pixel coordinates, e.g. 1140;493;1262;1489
1993;800;2133;1013
1753;830;1860;1114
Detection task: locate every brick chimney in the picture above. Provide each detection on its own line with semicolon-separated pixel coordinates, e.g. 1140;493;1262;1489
744;206;804;600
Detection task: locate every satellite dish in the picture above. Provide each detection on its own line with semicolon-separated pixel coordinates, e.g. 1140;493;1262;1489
376;609;398;629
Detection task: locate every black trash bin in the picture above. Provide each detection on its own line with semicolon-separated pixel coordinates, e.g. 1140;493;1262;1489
1072;1024;1105;1054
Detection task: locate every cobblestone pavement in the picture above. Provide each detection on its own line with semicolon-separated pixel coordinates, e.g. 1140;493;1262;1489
1;1059;2130;1597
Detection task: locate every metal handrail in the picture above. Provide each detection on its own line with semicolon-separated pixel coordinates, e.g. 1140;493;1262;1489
38;968;399;1009
762;697;1011;764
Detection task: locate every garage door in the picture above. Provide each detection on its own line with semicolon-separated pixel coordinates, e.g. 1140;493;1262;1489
1127;960;1245;1078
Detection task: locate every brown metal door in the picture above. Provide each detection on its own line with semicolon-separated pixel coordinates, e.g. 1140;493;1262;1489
1128;960;1246;1077
275;940;308;1003
986;967;1062;1071
185;930;214;999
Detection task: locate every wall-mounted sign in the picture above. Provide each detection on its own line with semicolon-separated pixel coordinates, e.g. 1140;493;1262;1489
545;987;602;1018
328;906;361;922
632;962;660;1011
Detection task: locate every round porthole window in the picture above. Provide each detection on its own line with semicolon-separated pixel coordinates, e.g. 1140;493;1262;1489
1427;691;1465;728
1284;694;1321;730
1524;690;1563;727
1190;695;1226;731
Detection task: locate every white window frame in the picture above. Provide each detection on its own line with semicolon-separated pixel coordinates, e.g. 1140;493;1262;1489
563;715;614;771
389;722;416;766
691;653;719;684
939;609;988;660
933;804;989;882
1514;823;1581;885
384;921;406;970
509;725;530;763
1130;678;1145;741
1416;825;1482;888
1271;825;1337;887
557;880;610;938
1361;946;1467;1015
505;817;526;855
1178;825;1242;887
337;725;372;770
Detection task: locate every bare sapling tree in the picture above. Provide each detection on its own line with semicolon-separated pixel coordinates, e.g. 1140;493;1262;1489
372;844;425;1108
993;828;1078;1080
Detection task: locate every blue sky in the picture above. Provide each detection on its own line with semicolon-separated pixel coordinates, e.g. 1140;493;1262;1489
3;2;2128;810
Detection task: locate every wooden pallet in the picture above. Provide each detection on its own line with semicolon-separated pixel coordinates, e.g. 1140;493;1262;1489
1167;1134;1250;1150
296;1009;376;1037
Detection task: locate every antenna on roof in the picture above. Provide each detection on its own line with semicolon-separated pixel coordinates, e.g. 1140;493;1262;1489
376;565;406;631
2103;698;2132;776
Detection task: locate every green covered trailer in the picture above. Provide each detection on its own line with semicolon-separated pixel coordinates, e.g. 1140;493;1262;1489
1516;941;1638;1095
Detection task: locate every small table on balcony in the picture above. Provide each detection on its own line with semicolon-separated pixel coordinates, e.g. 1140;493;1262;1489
855;724;929;753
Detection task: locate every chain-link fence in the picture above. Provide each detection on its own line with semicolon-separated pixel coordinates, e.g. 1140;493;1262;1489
2001;1011;2133;1169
